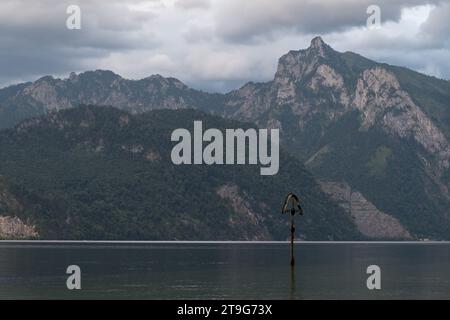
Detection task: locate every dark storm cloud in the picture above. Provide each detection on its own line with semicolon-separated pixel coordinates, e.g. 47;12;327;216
0;0;449;90
213;0;444;43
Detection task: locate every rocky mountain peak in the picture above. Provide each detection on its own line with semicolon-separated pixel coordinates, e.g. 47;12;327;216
308;36;329;57
274;37;337;84
35;75;55;84
69;72;78;81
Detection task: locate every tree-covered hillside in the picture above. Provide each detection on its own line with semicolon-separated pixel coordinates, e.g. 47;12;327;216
0;105;361;240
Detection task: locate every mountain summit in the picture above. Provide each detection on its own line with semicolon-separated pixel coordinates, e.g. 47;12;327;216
224;38;450;240
309;36;332;56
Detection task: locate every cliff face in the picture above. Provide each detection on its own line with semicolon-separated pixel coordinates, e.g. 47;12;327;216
319;181;411;239
226;38;449;175
0;178;38;239
0;216;38;239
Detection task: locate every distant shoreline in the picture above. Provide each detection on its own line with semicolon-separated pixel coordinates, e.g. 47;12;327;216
0;240;449;244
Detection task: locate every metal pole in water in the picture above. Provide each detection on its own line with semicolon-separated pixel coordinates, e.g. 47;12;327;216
290;257;296;300
282;192;303;267
290;211;295;267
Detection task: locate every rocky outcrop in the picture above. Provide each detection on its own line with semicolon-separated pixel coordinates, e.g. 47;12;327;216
319;181;411;239
0;216;38;239
22;77;73;111
354;67;450;172
216;183;270;240
0;178;38;239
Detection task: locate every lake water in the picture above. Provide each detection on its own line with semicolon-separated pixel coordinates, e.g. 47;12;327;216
0;242;449;299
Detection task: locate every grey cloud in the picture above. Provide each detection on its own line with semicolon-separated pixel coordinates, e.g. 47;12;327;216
214;0;443;43
420;2;450;47
175;0;211;10
182;22;214;43
0;0;158;84
373;48;450;80
0;0;449;91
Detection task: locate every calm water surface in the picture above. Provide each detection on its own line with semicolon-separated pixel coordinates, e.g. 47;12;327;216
0;242;449;299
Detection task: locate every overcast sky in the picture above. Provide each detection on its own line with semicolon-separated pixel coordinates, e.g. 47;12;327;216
0;0;449;92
